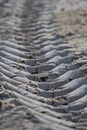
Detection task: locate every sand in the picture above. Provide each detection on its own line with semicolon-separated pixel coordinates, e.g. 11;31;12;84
0;0;87;130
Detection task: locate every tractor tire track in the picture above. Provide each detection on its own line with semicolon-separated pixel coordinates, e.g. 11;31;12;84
0;0;87;130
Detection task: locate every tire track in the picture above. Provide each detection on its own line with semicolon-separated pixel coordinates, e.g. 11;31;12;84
0;0;87;130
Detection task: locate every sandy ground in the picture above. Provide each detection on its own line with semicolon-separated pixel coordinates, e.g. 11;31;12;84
55;0;87;52
0;0;87;130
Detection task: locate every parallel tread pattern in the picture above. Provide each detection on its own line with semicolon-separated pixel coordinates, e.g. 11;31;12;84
0;0;87;130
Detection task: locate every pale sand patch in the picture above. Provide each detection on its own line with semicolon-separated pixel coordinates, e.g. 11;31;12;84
55;0;87;52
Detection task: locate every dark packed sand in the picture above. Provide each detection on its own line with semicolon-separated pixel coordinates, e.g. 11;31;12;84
0;0;87;130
